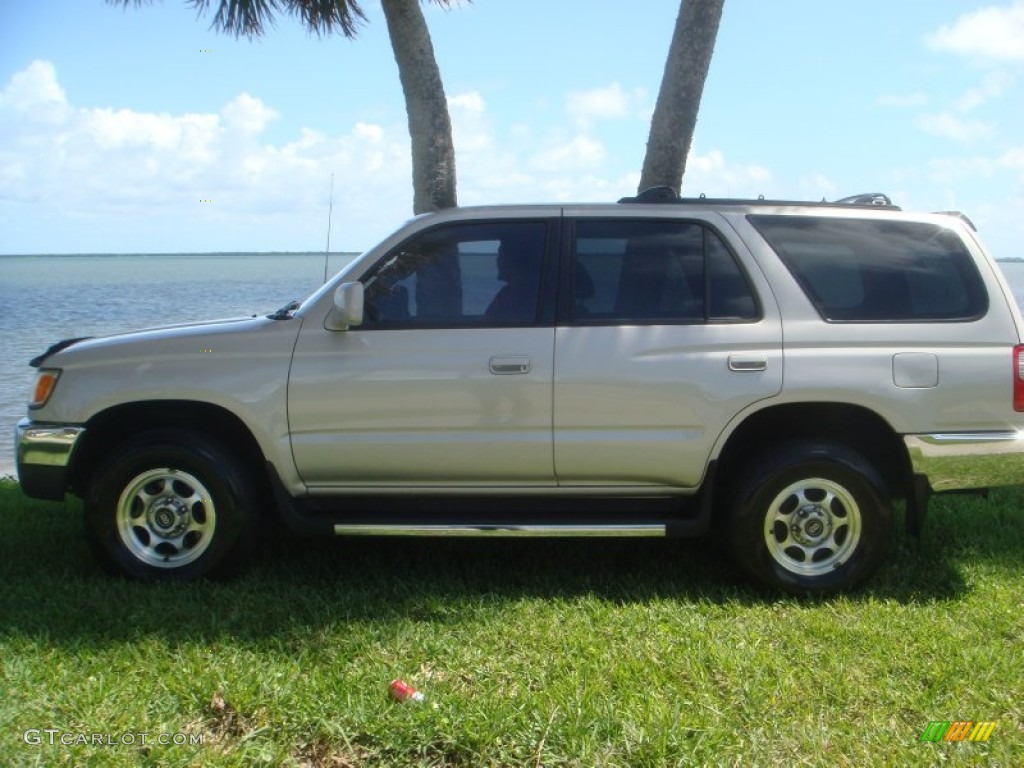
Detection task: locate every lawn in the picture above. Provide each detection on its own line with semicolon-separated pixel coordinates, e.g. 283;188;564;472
1;478;1021;766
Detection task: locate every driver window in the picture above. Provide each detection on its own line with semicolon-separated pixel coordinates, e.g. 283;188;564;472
361;221;547;327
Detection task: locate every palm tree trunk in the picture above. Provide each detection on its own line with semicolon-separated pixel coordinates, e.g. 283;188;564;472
380;0;458;213
638;0;725;194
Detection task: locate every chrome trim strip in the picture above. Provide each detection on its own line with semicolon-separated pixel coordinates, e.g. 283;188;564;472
909;431;1022;445
333;524;666;537
309;485;695;497
903;431;1024;491
16;420;85;468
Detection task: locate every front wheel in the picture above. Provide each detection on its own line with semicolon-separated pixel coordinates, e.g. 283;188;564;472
85;429;259;581
728;441;892;595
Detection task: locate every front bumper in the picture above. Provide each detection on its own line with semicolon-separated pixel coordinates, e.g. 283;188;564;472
15;418;85;501
904;432;1024;492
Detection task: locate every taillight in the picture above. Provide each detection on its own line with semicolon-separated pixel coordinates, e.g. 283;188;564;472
30;369;60;409
1014;346;1024;411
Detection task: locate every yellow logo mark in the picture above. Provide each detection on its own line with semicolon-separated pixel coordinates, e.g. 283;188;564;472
968;721;997;742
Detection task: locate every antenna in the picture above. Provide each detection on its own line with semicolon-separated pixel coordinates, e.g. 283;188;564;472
323;172;335;283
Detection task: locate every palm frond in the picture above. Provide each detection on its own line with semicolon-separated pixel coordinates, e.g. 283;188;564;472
294;0;367;38
109;0;463;39
185;0;367;39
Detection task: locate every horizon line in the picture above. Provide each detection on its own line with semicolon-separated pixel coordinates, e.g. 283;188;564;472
0;250;363;258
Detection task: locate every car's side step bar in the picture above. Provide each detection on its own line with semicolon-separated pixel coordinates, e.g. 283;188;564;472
332;523;667;538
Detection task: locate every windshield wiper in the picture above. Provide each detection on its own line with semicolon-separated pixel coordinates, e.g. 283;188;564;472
267;300;301;320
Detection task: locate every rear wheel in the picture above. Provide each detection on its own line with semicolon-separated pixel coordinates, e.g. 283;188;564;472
85;429;259;581
729;441;892;595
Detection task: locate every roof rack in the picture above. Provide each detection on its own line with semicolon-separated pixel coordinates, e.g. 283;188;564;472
833;193;893;206
618;186;901;210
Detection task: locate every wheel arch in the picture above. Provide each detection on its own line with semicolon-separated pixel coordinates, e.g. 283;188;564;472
69;401;273;504
712;402;912;504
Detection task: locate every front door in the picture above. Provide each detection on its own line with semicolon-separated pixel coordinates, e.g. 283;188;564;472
288;219;558;489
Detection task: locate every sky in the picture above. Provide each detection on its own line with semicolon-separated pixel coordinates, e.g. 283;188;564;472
1;0;1023;258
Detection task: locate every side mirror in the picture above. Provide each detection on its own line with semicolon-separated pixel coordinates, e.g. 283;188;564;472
325;282;364;330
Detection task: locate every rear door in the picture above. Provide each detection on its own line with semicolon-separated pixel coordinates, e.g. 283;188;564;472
553;211;783;488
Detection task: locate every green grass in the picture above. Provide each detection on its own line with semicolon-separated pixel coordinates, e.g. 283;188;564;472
1;478;1021;766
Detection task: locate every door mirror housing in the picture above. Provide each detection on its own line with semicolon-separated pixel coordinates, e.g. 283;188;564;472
326;282;364;330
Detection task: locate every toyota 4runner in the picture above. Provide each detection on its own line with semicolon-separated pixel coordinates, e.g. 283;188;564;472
16;189;1024;594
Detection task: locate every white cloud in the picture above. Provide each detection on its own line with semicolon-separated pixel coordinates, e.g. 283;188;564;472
910;68;1013;146
0;59;65;110
0;59;69;124
220;92;279;135
565;83;646;128
0;60;414;250
0;62;791;252
1001;147;1024;167
353;123;383;142
925;155;997;184
1000;147;1024;178
531;173;637;203
448;90;493;154
567;83;631;120
800;173;839;200
927;0;1024;61
530;135;606;172
681;149;772;197
444;88;641;203
916;112;994;143
83;108;215;152
956;70;1014;112
449;91;485;114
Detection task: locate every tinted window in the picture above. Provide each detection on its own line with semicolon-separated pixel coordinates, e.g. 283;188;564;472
749;215;987;322
361;221;547;327
571;220;758;323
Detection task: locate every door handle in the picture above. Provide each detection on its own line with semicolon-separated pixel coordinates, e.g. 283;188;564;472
489;356;531;375
728;355;767;372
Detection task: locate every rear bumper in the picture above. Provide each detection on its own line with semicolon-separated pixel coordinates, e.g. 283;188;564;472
903;432;1024;492
15;419;84;501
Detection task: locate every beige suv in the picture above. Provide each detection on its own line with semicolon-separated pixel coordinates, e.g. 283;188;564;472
17;190;1024;594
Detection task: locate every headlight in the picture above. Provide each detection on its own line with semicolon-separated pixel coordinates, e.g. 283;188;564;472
29;369;61;409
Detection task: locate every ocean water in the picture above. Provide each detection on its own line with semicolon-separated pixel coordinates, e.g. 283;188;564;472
1;252;356;478
3;254;1024;479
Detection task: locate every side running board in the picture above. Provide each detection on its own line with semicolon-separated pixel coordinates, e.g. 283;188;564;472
333;524;667;537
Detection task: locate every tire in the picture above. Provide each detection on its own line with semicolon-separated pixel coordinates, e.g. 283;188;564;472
728;441;892;596
84;429;259;581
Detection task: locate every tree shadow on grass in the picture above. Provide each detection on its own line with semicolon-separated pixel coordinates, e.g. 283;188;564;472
1;482;1021;646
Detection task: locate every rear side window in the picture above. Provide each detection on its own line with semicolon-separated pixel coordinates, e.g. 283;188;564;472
571;219;758;323
749;215;987;322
